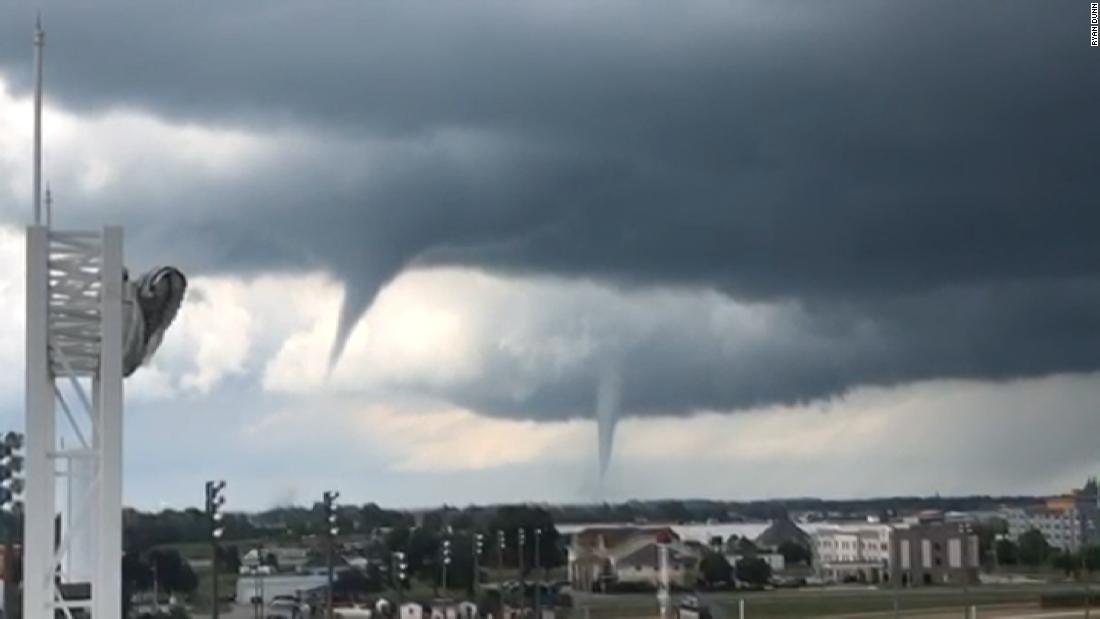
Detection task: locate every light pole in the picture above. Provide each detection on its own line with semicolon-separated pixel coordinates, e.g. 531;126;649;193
960;523;972;619
518;528;526;577
441;538;452;593
151;558;160;615
392;551;407;605
473;534;484;598
992;533;1003;574
323;491;340;619
657;540;670;619
1081;506;1092;619
534;529;542;619
497;530;506;582
252;544;267;619
259;545;267;619
249;565;259;619
205;480;227;619
518;528;526;611
890;533;899;619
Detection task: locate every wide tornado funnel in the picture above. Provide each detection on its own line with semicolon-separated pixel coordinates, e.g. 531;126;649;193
122;266;187;377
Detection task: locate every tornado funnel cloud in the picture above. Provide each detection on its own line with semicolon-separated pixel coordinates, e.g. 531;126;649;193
328;277;386;372
596;364;622;489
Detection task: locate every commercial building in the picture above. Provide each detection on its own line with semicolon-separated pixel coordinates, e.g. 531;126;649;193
812;514;979;587
1002;478;1100;552
890;518;979;587
811;522;893;583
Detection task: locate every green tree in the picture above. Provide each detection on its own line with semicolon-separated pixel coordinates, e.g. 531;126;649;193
995;538;1018;566
1017;529;1051;566
487;506;564;571
385;526;412;554
974;522;1006;565
358;503;412;532
148;549;199;595
699;552;733;587
735;556;771;587
1053;551;1079;576
1084;545;1100;572
217;545;241;574
653;501;692;523
776;541;811;566
123;551;153;591
407;527;443;585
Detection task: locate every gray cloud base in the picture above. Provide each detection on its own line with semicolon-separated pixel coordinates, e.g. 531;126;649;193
0;1;1097;420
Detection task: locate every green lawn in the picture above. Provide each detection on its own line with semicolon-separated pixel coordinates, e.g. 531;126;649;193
153;538;274;560
568;586;1089;619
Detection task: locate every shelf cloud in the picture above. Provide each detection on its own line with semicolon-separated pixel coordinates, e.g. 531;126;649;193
0;0;1096;430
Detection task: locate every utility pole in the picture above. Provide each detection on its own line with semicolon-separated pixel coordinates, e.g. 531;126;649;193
323;490;340;619
205;481;227;619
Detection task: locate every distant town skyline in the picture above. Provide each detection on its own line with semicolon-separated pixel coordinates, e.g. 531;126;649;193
0;2;1096;510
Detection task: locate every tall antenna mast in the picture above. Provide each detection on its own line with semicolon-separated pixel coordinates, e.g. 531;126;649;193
33;16;44;225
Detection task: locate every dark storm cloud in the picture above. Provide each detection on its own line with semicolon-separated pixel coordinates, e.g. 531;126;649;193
0;1;1097;418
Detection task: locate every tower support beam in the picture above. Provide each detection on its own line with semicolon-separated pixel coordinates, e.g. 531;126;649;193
24;225;54;619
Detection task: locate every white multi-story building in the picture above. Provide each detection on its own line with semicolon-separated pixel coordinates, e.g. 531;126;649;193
1002;506;1090;552
812;523;893;583
1002;480;1100;552
812;516;979;587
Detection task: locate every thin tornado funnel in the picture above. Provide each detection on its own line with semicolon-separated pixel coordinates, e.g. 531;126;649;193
596;364;622;489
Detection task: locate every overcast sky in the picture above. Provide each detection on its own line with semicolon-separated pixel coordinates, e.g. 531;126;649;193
0;1;1097;510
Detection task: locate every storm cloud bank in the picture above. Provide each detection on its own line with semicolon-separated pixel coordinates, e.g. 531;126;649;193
0;1;1097;422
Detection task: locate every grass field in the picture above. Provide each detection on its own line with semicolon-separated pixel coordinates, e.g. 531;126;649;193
153;538;274;560
566;585;1096;619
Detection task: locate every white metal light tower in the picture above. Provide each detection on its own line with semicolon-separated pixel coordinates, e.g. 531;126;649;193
23;21;186;619
23;18;124;619
26;223;125;617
